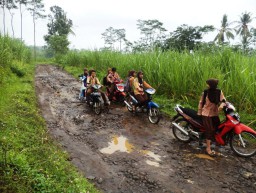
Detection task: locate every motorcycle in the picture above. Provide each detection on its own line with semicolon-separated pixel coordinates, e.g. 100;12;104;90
124;88;160;124
106;80;126;103
86;84;109;115
171;102;256;157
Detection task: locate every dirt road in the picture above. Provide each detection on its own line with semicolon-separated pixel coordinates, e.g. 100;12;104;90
35;65;255;193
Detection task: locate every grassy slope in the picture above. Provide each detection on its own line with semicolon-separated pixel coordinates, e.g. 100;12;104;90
0;62;99;193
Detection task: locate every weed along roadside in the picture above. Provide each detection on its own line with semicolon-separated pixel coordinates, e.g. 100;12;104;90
0;36;98;192
35;65;255;193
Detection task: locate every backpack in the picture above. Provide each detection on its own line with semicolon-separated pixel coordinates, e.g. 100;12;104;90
124;77;131;92
103;76;108;86
202;89;221;107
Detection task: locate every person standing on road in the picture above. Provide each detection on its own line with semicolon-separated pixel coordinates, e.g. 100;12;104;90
197;78;226;156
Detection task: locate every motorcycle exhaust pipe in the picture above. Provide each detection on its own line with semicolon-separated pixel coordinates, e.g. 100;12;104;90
124;100;133;109
171;122;189;136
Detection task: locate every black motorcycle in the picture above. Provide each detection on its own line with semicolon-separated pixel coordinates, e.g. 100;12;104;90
86;84;109;115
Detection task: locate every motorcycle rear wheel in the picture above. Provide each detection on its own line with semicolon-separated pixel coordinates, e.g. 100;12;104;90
230;131;256;157
93;102;101;115
172;118;191;142
148;108;160;124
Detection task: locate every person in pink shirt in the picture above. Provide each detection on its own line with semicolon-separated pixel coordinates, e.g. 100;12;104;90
198;79;226;156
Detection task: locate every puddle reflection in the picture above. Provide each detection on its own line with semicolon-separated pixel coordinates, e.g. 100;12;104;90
146;160;160;167
100;135;162;167
141;150;161;162
100;136;134;154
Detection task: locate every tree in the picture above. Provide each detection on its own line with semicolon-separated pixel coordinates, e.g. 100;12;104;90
101;27;127;51
15;0;28;40
6;0;18;38
234;12;255;51
101;27;116;49
163;24;214;51
44;6;73;56
27;0;45;60
136;19;167;51
214;14;234;45
115;28;126;51
48;35;69;55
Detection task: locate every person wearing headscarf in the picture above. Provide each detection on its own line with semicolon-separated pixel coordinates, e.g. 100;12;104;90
198;78;226;156
133;71;153;107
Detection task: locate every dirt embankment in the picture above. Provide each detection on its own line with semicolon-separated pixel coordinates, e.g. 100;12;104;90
35;65;255;193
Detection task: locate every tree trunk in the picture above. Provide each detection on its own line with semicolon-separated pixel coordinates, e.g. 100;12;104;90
8;10;15;38
33;11;36;61
119;39;121;52
19;2;23;40
3;2;6;35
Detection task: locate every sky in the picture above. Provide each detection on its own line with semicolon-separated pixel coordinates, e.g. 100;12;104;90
1;0;256;49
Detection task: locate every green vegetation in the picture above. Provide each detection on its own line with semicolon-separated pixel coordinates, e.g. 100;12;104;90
59;48;256;126
0;35;98;192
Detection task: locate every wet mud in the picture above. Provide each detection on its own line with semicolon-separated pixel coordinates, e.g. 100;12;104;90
35;65;256;193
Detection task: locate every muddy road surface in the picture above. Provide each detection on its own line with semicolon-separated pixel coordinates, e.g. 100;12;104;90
35;65;255;193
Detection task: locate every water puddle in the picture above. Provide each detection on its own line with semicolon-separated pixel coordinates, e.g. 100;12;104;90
146;160;160;167
100;135;134;154
141;150;161;162
141;150;162;167
100;135;162;167
187;179;194;184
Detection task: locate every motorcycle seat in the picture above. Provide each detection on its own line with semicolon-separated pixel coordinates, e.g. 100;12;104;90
180;107;203;124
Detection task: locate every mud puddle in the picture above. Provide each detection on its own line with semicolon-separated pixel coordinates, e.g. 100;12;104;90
35;65;256;193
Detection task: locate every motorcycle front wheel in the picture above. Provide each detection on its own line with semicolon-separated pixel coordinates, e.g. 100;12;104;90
148;108;160;124
93;102;101;115
125;96;133;112
230;131;256;157
172;118;191;142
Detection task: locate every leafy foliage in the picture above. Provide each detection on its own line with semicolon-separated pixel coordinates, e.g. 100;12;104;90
214;14;234;44
163;24;214;51
44;6;73;56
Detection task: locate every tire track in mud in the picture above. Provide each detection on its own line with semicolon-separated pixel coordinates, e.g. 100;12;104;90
35;65;256;193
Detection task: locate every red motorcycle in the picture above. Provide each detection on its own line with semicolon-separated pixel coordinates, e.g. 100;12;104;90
106;80;126;103
171;102;256;157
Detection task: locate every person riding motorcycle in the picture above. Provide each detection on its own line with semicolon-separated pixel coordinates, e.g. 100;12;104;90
197;78;226;156
127;70;136;93
107;67;122;101
78;68;88;99
111;67;121;81
86;70;110;106
132;71;153;108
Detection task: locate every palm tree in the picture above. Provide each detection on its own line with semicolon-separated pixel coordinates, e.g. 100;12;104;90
234;12;255;50
214;14;234;44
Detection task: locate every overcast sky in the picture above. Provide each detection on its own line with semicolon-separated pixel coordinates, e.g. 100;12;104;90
1;0;256;49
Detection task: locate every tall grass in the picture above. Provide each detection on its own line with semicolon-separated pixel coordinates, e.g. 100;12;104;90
61;48;256;113
0;34;32;85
